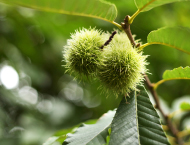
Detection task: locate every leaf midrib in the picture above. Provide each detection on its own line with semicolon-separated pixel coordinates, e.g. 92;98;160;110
139;0;156;11
1;0;117;24
140;42;190;55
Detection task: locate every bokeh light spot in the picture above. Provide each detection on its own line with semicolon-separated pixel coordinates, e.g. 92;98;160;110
19;86;38;104
0;65;19;89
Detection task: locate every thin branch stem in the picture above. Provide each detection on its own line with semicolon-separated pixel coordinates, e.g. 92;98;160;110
121;15;140;48
122;14;183;144
144;74;183;145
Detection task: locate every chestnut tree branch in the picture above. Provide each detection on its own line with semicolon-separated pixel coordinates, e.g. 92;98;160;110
121;14;183;145
121;15;140;48
144;74;183;145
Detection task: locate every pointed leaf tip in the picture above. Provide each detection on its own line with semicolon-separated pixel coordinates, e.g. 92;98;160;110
63;110;116;145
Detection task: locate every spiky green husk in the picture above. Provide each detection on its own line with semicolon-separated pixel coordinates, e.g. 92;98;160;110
64;28;107;80
98;31;148;96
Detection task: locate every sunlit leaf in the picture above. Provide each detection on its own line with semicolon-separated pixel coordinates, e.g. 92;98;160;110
109;86;169;145
43;119;97;145
43;136;60;145
63;110;116;145
134;0;189;12
0;0;117;23
43;128;76;145
154;67;190;89
163;67;190;79
180;102;190;111
146;27;190;55
105;128;111;145
129;0;190;23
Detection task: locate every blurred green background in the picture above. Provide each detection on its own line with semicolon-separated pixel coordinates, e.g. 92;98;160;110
0;0;190;145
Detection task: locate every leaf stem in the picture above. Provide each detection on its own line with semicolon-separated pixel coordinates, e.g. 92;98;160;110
154;78;190;90
128;9;140;24
129;0;157;24
112;21;123;30
153;79;165;90
139;42;190;55
144;74;183;145
168;109;182;119
138;42;151;50
178;129;190;138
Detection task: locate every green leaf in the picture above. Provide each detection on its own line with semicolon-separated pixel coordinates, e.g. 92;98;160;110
105;128;111;145
129;0;189;23
63;110;116;145
109;86;169;145
43;119;97;145
0;0;118;25
163;67;190;79
134;0;189;12
180;102;190;111
154;67;190;89
145;27;190;55
43;136;60;145
43;127;77;145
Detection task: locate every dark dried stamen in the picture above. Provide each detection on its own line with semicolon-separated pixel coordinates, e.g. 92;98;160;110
100;31;117;49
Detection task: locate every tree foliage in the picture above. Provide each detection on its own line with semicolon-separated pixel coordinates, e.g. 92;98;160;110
0;0;190;145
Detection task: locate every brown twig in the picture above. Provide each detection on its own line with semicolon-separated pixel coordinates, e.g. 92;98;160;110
100;31;117;49
121;15;140;48
121;14;183;144
144;74;183;145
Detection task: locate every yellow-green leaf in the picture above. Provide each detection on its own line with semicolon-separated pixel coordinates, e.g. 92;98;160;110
43;119;97;145
0;0;118;24
129;0;189;23
154;67;190;89
140;27;190;55
135;0;189;12
180;102;190;111
163;67;190;79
